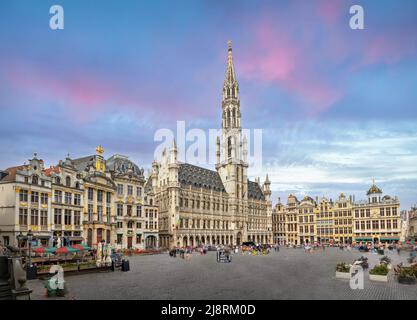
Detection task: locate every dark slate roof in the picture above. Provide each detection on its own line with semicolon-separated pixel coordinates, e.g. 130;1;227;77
72;155;95;172
178;163;226;192
106;155;144;178
248;180;265;200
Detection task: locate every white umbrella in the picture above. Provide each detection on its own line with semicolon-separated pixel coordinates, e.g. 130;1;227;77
57;237;61;249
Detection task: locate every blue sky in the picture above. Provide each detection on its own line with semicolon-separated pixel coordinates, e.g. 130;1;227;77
0;0;417;208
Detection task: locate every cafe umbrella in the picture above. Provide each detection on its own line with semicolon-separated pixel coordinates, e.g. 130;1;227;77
34;246;56;254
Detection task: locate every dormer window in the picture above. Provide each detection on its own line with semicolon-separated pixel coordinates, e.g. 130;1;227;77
66;176;71;187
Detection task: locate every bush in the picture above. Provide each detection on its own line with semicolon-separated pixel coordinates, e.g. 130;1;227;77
336;262;350;273
370;264;389;276
397;266;417;284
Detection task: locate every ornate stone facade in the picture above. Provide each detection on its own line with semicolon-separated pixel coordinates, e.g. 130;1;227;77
0;154;52;247
273;182;402;245
154;42;273;249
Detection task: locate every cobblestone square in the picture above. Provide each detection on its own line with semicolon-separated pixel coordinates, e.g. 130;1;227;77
27;247;417;300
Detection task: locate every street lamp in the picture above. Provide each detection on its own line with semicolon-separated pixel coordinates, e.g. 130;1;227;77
27;229;33;269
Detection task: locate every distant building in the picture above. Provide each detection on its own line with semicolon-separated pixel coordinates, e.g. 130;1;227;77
408;206;417;242
44;155;84;246
0;146;157;250
353;181;401;243
0;154;52;247
272;181;402;245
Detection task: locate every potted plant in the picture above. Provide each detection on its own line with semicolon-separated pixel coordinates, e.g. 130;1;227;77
369;264;389;282
335;262;351;279
397;266;417;285
379;256;392;270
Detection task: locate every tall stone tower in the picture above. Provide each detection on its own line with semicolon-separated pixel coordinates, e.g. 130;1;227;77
216;41;248;202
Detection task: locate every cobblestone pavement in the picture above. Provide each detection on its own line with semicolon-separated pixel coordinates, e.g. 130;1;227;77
27;247;417;300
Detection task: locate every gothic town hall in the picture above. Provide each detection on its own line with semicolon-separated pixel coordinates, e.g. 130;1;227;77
152;42;273;249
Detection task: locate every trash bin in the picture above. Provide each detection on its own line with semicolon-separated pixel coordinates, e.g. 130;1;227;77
121;260;130;272
377;249;384;255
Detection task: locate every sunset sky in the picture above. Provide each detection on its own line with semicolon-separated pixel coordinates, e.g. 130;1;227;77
1;0;417;208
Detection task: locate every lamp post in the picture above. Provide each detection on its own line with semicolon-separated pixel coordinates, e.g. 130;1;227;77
27;229;33;269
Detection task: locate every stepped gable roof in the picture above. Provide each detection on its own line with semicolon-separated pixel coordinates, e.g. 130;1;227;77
178;163;226;192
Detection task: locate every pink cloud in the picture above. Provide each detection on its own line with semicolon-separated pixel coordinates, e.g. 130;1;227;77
1;58;206;123
362;32;417;66
239;19;344;114
315;0;345;25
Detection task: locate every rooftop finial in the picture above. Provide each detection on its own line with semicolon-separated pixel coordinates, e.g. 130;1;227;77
96;145;104;155
228;40;232;52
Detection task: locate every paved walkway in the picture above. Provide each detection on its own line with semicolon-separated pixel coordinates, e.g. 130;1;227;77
27;247;417;300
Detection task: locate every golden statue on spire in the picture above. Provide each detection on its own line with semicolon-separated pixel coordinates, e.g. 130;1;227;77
96;145;104;155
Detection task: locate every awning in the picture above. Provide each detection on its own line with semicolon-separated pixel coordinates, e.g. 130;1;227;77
380;238;399;241
355;238;373;241
69;236;84;241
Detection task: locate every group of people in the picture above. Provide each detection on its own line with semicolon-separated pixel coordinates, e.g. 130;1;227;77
168;246;207;260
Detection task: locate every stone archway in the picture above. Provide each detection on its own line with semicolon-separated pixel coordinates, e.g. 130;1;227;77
212;236;216;245
183;236;188;247
201;236;205;244
189;236;194;247
236;232;242;245
145;235;157;249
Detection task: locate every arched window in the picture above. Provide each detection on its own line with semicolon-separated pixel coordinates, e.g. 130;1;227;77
32;175;38;185
232;108;236;127
228;136;232;158
66;176;71;187
227;110;231;127
56;177;61;185
75;182;80;189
